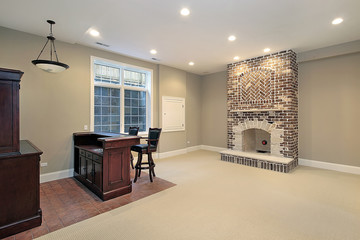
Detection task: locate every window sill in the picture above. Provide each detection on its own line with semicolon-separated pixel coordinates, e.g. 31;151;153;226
138;132;148;137
119;132;148;137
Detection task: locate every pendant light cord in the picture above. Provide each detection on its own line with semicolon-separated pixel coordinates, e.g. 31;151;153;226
34;21;59;62
35;38;50;60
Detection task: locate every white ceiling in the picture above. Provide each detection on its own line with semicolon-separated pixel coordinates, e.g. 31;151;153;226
1;0;360;75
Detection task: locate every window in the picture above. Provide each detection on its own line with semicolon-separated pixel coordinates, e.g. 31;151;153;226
91;57;152;134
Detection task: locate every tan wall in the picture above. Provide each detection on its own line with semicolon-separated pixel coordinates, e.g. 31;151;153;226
0;26;202;174
298;52;360;167
201;71;227;148
158;65;187;152
3;25;358;174
157;66;203;152
186;73;202;147
0;26;159;174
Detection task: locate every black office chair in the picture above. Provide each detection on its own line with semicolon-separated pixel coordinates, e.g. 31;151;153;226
131;128;162;182
128;127;139;169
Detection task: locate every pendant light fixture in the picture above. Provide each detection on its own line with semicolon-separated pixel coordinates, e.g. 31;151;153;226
32;20;69;73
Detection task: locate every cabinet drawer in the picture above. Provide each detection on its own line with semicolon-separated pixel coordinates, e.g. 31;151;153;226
79;149;86;156
85;151;92;159
92;154;102;163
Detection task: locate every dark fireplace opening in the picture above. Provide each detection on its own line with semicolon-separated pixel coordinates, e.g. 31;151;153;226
243;129;270;153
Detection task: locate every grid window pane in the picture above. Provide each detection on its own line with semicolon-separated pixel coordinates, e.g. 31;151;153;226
102;107;110;115
94;116;101;125
124;70;146;88
102;97;110;106
139;107;146;115
139;98;146;107
131;108;139;115
94;86;120;133
111;88;120;97
124;89;146;133
94;64;120;84
93;59;151;134
124;124;131;132
102;125;110;132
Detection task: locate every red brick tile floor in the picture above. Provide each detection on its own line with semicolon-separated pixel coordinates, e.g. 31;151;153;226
3;170;175;240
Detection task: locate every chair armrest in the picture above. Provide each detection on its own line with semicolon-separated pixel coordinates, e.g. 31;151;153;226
145;139;159;152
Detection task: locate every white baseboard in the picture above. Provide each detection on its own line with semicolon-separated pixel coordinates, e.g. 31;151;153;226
40;169;74;183
299;158;360;175
158;148;188;159
187;145;202;152
157;145;220;159
200;145;227;152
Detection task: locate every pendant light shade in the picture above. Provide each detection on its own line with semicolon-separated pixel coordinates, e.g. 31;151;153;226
32;20;69;73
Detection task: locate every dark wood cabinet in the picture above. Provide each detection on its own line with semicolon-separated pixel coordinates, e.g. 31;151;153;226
93;160;102;190
79;148;102;189
0;68;42;239
73;132;140;201
0;68;23;156
86;156;94;183
80;155;87;179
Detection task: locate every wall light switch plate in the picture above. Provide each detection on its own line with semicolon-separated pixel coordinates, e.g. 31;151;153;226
84;125;88;130
40;162;48;167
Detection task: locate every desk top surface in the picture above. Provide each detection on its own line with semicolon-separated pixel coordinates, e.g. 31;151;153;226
74;132;140;140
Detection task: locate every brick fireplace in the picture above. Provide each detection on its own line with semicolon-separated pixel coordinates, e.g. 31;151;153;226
220;50;298;173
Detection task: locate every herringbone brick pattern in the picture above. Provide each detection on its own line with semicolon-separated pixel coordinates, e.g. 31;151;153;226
239;70;273;103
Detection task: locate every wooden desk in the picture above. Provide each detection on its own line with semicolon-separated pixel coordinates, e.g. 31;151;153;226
73;132;140;201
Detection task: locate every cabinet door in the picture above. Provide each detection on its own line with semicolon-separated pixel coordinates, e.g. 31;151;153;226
0;81;19;154
86;159;93;183
80;156;87;179
93;161;102;190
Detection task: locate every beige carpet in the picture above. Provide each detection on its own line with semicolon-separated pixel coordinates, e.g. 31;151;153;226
37;150;360;240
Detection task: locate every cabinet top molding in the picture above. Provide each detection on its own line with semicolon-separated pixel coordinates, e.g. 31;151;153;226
0;68;24;81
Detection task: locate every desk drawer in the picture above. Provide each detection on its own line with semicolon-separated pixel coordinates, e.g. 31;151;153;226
92;154;102;163
85;151;92;159
79;149;86;156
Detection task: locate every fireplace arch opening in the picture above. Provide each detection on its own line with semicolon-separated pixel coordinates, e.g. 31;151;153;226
243;129;270;153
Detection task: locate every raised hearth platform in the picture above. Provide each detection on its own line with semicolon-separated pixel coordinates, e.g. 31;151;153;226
220;150;298;173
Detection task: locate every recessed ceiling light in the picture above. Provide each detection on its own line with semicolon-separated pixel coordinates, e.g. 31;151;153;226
150;49;157;54
89;29;100;37
228;35;236;41
180;8;190;16
188;61;194;66
332;18;343;25
264;48;271;53
233;56;240;60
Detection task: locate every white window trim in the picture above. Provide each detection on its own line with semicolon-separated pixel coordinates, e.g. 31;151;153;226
90;56;153;135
